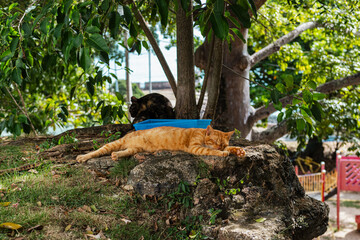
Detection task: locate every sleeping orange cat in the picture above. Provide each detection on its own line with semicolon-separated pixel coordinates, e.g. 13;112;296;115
76;125;246;163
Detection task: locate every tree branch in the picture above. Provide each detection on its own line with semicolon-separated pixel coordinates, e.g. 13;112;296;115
197;35;215;111
251;120;288;143
316;72;360;93
250;71;360;125
250;21;320;68
127;0;177;97
5;86;38;135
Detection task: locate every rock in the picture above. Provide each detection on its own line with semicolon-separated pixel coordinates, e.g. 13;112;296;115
127;152;200;196
125;143;329;239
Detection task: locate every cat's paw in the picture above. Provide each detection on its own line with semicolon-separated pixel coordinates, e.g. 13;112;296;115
111;152;119;161
226;147;246;157
221;150;230;157
76;155;88;163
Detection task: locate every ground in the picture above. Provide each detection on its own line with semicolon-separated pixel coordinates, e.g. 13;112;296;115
319;192;360;240
0;136;204;240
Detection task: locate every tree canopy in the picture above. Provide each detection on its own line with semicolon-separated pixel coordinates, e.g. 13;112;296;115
0;0;359;154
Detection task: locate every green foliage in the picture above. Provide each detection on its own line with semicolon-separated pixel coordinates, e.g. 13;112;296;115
208;208;222;225
109;80;144;99
109;157;138;178
166;215;207;240
167;181;193;210
248;0;360;149
0;1;130;137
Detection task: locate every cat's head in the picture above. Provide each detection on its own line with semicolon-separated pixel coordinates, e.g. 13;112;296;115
204;125;234;150
129;96;140;117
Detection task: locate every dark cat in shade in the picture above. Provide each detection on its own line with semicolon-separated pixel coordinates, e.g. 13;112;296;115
130;93;175;123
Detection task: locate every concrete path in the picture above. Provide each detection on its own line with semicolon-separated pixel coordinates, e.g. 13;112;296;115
318;192;360;240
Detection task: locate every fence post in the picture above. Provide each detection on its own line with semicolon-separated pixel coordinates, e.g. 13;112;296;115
321;162;325;202
295;165;299;175
336;151;341;231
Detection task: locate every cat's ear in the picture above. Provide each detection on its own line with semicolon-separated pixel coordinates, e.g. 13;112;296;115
206;125;214;136
131;96;137;102
227;130;235;139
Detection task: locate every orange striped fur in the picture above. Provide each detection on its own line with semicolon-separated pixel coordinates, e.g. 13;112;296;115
76;125;245;163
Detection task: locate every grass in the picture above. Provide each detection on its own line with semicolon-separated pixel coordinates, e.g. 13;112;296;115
0;143;208;240
330;200;360;209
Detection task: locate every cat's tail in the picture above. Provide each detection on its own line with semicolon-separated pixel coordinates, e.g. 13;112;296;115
76;138;125;163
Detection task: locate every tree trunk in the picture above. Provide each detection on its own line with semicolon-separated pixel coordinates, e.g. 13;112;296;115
203;37;224;119
213;28;254;138
175;1;199;119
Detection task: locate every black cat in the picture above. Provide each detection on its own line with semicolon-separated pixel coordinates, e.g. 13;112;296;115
130;93;175;123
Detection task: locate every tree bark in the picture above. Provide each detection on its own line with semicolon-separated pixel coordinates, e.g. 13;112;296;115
213;28;254;138
175;1;199;119
203;37;224;119
250;21;321;68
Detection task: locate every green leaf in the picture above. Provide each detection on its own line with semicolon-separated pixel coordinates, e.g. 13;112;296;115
40;18;50;34
85;25;101;34
277;112;284;122
302;89;313;104
229;4;251;28
61;106;69;116
70;86;76;100
109;11;121;38
122;6;133;24
18;115;28;124
73;34;83;48
86;33;109;53
14;123;21;136
127;37;135;48
283;75;294;90
22;22;32;36
54;23;64;39
230;28;246;43
129;22;138;38
255;217;266;223
313;92;326;100
10;37;19;54
100;0;110;12
86;81;95;96
142;41;149;50
95;70;103;84
11;68;22;85
101;105;112;121
247;0;257;18
115;92;124;102
307;80;317;90
79;47;91;71
71;10;80;26
214;0;224;14
273;102;282;111
117;107;124;119
270;89;281;104
275;83;286;94
310;101;323;122
181;0;189;11
0;50;13;62
95;100;104;112
156;0;169;27
99;51;109;65
58;112;67;122
210;13;229;40
296;118;306;132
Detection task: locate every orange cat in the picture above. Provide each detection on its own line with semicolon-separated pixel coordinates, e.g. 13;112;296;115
76;125;245;163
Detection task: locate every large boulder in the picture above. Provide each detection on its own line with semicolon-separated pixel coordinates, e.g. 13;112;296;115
126;142;329;240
